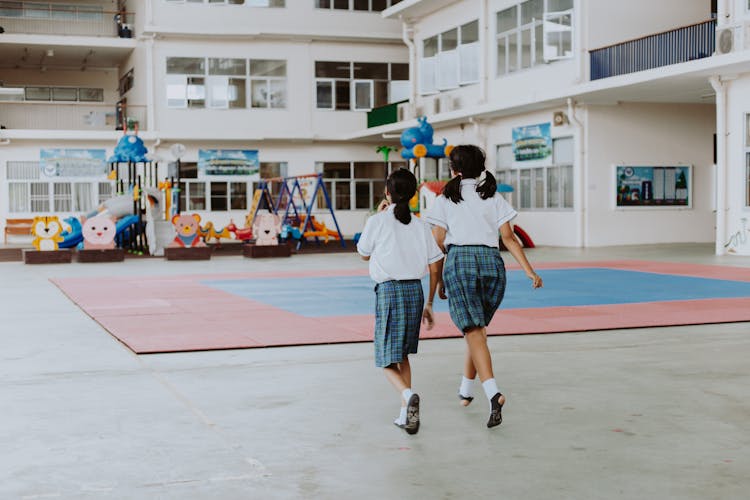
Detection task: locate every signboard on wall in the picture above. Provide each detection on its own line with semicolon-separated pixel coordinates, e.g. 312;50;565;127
40;149;107;177
512;123;552;166
198;149;259;178
615;165;692;208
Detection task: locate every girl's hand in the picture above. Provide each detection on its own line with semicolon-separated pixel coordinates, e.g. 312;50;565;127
438;280;447;299
377;199;390;212
528;272;543;289
422;304;435;330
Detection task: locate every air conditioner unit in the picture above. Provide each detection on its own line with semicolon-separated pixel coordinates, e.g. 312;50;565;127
716;25;743;54
397;102;415;122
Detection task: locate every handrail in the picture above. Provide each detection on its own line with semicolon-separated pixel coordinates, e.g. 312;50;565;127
589;19;716;53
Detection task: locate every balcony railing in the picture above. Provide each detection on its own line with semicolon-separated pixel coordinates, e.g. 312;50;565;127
0;102;147;131
0;2;135;38
590;19;716;80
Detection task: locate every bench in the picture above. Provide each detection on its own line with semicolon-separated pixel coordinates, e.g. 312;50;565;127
4;218;34;244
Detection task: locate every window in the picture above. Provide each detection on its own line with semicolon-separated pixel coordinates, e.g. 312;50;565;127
260;162;288;178
119;69;134;96
167;0;284;5
496;0;573;76
496;137;573;210
315;61;408;110
316;161;404;210
315;0;399;12
420;20;479;94
166;57;286;109
250;59;286;108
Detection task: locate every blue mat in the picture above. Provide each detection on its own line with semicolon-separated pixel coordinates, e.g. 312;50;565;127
203;268;750;318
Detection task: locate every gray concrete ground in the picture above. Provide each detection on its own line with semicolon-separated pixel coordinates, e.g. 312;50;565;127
1;244;749;499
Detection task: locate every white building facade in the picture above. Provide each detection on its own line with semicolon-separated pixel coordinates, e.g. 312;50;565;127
0;0;410;239
350;0;750;255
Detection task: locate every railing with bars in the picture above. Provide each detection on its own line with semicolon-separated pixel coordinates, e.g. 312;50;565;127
590;19;716;80
0;102;147;131
0;2;135;38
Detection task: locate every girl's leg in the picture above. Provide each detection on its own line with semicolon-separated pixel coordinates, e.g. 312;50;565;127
383;357;420;433
459;349;477;406
465;327;505;428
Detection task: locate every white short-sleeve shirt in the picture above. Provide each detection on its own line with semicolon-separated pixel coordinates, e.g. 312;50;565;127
423;179;517;248
357;206;444;284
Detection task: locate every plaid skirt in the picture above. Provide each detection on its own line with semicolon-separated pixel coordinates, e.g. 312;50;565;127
443;245;506;333
373;279;424;367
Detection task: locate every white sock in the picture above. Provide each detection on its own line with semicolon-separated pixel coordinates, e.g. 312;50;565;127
401;388;413;403
459;376;474;397
394;406;407;425
482;378;500;400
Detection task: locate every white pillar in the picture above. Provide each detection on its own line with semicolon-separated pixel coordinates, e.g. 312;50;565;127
710;76;727;256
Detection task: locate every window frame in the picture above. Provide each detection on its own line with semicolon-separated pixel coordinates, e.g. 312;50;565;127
419;19;480;95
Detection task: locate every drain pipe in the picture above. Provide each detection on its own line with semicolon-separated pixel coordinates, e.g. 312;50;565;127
710;76;727;256
401;19;416;107
568;97;586;247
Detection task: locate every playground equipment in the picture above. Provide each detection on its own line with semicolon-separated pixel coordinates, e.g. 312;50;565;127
31;216;64;251
169;213;205;248
400;117;453;160
199;221;233;245
246;173;345;250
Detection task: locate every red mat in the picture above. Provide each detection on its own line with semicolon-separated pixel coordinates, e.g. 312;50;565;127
52;261;750;354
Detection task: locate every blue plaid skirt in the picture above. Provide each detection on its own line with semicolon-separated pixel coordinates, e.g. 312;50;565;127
373;280;424;367
443;245;506;333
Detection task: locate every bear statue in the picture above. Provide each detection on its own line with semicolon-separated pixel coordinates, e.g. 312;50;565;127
169;213;206;248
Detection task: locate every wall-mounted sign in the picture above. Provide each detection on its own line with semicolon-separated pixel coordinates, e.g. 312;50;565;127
198;149;259;178
512;123;552;166
40;149;107;177
615;165;692;208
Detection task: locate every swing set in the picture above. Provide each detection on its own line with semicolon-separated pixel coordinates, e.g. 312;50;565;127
247;173;346;250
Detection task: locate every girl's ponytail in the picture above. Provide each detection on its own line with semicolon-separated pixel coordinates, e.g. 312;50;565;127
393;198;411;225
442;175;463;203
386;168;417;225
477;170;497;200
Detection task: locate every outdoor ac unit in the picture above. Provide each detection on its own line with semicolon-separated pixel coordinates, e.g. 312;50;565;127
397;102;415;121
716;25;742;54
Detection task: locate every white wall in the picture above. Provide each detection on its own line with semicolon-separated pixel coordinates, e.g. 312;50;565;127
149;0;403;39
588;0;711;50
152;39;407;139
722;75;750;254
586;102;716;247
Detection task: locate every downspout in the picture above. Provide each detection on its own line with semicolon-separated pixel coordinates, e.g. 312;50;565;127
710;76;727;256
401;18;416;107
568;97;586;247
146;33;156;136
479;0;489;103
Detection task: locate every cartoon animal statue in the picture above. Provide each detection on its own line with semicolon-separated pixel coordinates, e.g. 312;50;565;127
252;213;282;246
400;116;454;160
198;221;233;245
81;215;117;250
169;213;206;248
31;215;65;251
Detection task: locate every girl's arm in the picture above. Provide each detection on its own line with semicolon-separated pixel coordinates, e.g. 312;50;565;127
422;259;443;330
432;226;447;253
500;222;543;288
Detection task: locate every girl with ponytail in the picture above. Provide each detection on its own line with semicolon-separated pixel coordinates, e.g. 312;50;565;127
424;144;543;429
357;168;444;435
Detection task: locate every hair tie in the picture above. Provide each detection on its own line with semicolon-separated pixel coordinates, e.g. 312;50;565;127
478;169;487;182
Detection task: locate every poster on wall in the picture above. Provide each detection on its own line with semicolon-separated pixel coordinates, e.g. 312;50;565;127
198;149;259;178
40;149;107;177
512;123;552;166
615;165;692;208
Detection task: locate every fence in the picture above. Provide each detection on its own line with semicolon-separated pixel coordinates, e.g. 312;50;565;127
0;2;134;37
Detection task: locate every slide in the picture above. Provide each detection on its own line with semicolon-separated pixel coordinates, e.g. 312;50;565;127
58;214;140;249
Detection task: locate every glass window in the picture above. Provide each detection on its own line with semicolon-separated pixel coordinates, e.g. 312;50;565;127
209;58;246;76
25;2;48;18
230;182;247;210
391;63;409;80
354;62;388;80
167;57;205;75
211;182;228;211
548;0;573;11
316;81;333;109
25;87;50;101
52;4;76;19
188;182;206;210
260;162;288;178
52;88;78;101
322;162;351;178
54;183;73;212
441;28;458;51
354;80;372;110
353;0;369;10
423;36;439;58
8;183;28;213
0;2;22;17
335;80;350;110
30;182;49;212
250;59;286;77
80;88;104;102
497;6;518;33
334;0;348;9
461;20;479;44
521;0;543;24
316;61;350;79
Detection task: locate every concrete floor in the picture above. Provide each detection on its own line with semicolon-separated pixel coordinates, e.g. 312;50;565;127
1;244;749;499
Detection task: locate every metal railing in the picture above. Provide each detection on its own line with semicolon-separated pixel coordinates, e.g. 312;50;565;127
590;19;716;80
0;2;135;38
0;102;147;131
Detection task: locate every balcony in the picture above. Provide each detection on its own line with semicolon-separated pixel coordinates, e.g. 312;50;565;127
0;102;147;131
0;2;135;38
590;20;716;81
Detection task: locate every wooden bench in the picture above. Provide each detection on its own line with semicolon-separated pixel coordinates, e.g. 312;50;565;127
4;218;34;244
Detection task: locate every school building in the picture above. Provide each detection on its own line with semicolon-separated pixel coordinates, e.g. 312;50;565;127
2;0;750;255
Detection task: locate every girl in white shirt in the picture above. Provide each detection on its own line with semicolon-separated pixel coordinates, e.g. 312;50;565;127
357;168;444;435
424;145;543;428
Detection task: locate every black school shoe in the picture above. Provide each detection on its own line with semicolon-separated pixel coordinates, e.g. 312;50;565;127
404;394;420;435
487;393;504;428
